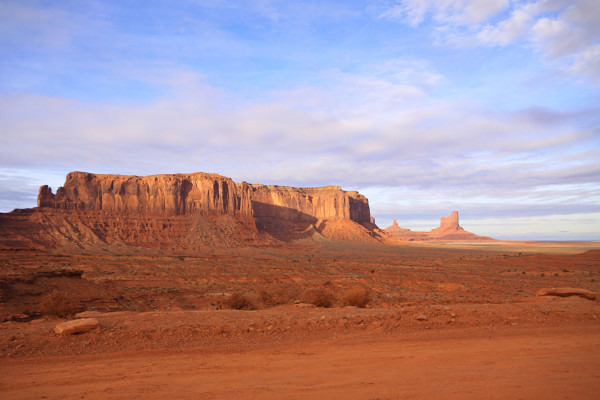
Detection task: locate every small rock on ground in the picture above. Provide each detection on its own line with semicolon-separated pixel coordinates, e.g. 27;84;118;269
537;288;596;301
54;318;100;335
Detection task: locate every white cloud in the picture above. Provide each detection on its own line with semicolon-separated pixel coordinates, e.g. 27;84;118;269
380;0;509;25
381;0;600;84
1;70;597;218
476;4;535;46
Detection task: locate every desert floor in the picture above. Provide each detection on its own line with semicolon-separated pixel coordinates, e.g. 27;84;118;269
1;239;599;399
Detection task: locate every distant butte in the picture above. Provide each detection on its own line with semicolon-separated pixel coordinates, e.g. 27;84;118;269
383;211;493;241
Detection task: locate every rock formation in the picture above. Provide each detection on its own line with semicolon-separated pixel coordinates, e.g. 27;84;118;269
36;172;372;224
38;171;254;217
54;318;100;335
385;219;412;234
0;171;383;251
384;211;492;241
536;288;596;301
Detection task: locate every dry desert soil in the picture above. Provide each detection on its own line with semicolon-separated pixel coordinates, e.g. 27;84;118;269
1;239;599;399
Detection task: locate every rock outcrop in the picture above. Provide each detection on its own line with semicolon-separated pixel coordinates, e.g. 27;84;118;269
38;171;254;217
537;288;596;301
36;172;372;224
385;219;412;234
54;318;100;335
0;171;382;251
250;184;371;223
384;211;492;241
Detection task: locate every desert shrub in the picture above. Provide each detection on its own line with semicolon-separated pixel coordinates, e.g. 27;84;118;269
222;292;257;310
302;288;336;308
259;288;294;307
40;290;81;317
343;287;371;308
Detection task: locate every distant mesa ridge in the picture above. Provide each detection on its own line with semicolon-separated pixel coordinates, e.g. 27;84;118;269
1;171;382;251
384;211;492;241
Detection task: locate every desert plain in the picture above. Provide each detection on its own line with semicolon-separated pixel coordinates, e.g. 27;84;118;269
0;172;599;399
1;239;599;399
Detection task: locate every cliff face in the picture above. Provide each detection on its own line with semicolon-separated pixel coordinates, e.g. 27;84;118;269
249;184;371;223
429;211;462;236
37;172;371;225
1;171;378;251
38;172;253;217
440;211;459;230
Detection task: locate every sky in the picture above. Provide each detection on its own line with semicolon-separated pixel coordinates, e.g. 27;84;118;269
0;0;599;240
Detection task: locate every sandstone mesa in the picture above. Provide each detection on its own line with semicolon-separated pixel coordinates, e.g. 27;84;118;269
1;171;382;250
0;171;490;252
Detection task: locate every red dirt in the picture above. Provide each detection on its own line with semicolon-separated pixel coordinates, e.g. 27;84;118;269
1;240;599;399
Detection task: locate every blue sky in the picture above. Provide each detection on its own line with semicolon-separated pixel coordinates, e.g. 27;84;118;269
1;0;599;240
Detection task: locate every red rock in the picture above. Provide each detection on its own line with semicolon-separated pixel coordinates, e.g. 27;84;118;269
0;171;380;250
38;171;253;217
384;211;493;241
54;318;99;335
75;311;105;318
536;288;596;301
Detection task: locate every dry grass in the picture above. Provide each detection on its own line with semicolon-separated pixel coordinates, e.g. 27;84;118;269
40;290;82;317
259;288;295;307
343;287;371;308
302;288;336;308
222;292;257;310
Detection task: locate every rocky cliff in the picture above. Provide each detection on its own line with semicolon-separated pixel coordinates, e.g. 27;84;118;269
440;211;459;231
1;171;381;251
38;171;254;217
36;172;372;224
429;211;463;236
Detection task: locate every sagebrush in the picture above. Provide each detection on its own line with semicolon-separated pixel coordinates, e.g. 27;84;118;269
302;288;336;308
259;288;295;307
222;292;257;310
40;290;81;317
343;287;371;308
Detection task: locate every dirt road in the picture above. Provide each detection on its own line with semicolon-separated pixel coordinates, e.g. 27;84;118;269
2;324;599;400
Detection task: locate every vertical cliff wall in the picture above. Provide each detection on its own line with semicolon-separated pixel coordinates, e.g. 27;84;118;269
439;211;459;230
13;171;379;249
249;184;371;224
37;172;372;225
37;172;253;217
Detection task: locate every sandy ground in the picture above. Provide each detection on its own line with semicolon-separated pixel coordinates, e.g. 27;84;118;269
1;322;599;399
2;297;600;399
1;240;599;399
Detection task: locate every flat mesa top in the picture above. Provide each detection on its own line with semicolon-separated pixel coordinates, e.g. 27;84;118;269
65;171;351;192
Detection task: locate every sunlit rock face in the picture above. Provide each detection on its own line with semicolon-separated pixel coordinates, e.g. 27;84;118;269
1;171;380;251
38;171;372;223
